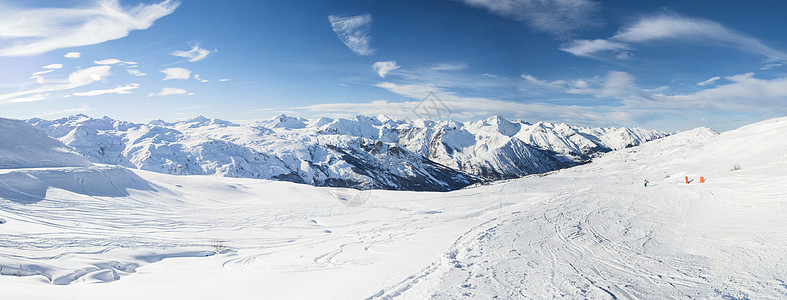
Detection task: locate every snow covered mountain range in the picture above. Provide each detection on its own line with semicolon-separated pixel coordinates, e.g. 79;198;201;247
26;114;667;191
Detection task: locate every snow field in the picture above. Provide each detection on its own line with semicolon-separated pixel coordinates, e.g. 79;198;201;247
0;117;784;299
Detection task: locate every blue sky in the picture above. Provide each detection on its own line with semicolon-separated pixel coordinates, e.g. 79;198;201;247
0;0;785;131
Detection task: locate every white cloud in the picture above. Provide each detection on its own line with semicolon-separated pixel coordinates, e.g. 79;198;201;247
761;63;783;70
651;73;787;110
459;0;601;36
8;94;50;103
616;15;728;43
1;66;111;103
219;78;230;82
296;81;630;125
32;69;55;76
171;44;214;62
64;52;81;59
127;69;147;76
372;61;399;78
573;80;588;88
328;14;375;56
559;39;629;57
597;71;638;98
522;74;549;86
148;87;189;97
697;76;721;86
303;64;786;130
561;14;787;62
521;74;566;88
73;83;139;96
42;64;63;69
94;58;122;65
161;67;191;80
0;0;179;56
194;74;208;83
557;70;787;113
562;71;647;101
615;51;632;60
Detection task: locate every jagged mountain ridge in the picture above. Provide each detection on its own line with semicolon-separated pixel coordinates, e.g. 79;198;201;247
26;114;667;190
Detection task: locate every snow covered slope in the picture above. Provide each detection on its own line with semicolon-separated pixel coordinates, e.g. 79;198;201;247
1;117;784;299
0;118;92;169
395;117;787;299
0;118;154;204
27;114;665;190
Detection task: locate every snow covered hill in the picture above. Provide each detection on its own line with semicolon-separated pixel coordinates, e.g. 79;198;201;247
395;117;787;299
0;118;92;169
0;118;155;204
27;114;666;190
0;116;785;299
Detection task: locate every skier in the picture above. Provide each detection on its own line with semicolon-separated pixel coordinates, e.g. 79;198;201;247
644;179;649;187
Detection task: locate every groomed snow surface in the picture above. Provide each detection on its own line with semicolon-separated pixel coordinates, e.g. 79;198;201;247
1;117;786;299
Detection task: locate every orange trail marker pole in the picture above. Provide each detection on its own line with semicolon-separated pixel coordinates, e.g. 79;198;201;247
685;176;689;184
700;177;704;183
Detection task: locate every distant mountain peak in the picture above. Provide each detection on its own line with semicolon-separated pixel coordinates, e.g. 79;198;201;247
185;115;210;123
26;114;668;191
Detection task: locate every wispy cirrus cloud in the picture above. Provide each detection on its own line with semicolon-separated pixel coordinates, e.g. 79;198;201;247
549;70;787;113
459;0;601;36
0;66;111;103
650;73;787;111
328;14;375;56
7;94;51;103
372;61;399;78
0;0;179;56
559;39;628;57
521;74;565;87
430;63;468;71
171;44;215;62
42;64;63;69
93;58;135;65
296;81;629;126
161;67;191;80
311;58;785;129
760;63;783;70
561;14;787;62
697;76;721;86
73;83;139;96
148;87;190;97
32;69;55;76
